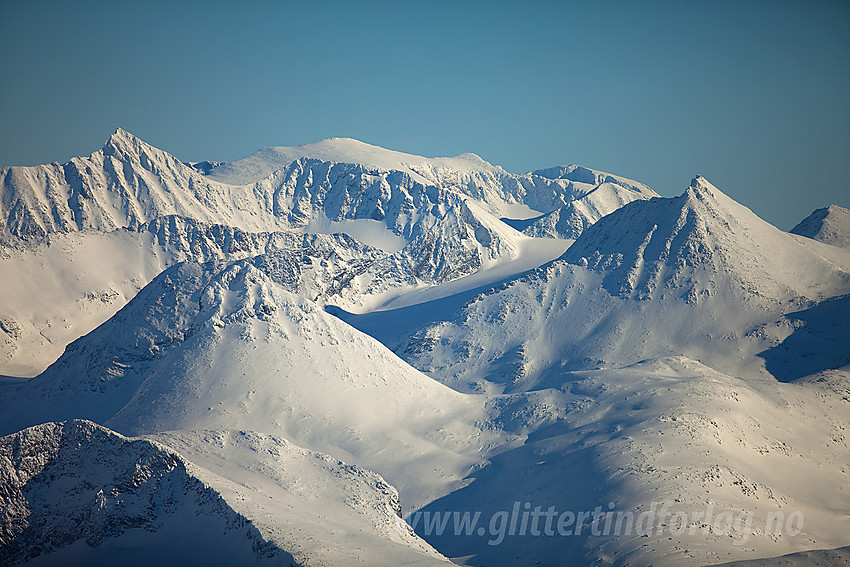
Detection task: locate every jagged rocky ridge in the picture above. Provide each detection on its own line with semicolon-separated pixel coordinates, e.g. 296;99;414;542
0;129;656;275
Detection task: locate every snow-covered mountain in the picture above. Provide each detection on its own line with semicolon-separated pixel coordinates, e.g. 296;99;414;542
791;204;850;248
0;252;507;513
517;165;657;239
205;137;657;235
0;419;289;567
1;130;848;566
393;176;850;392
0;420;450;567
0;130;649;378
0;219;398;377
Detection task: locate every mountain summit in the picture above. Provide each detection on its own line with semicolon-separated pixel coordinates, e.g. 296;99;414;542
791;204;850;248
204;137;505;186
563;175;850;302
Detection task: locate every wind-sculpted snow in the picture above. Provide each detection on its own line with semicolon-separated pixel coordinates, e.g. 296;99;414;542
0;420;289;566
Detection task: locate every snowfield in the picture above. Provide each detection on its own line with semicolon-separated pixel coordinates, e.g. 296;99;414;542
0;130;848;566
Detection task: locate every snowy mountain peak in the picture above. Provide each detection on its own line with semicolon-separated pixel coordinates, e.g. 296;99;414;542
563;175;850;302
205;137;505;185
685;174;725;201
531;163;650;191
790;203;850;248
101;127;173;165
103;126;144;153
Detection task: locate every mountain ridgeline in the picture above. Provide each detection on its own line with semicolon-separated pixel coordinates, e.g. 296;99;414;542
1;130;849;567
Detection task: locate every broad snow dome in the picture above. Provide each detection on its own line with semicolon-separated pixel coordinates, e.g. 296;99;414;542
204;137;508;186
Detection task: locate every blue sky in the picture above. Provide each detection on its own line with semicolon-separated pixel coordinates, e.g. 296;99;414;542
1;0;848;229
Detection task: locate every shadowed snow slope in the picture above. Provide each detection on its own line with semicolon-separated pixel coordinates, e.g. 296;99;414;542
412;358;850;566
0;420;292;567
148;429;451;567
0;420;450;567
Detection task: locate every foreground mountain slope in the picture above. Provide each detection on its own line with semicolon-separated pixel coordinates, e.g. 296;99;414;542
790;204;850;248
149;429;450;567
0;420;450;567
0;419;291;567
413;358;850;566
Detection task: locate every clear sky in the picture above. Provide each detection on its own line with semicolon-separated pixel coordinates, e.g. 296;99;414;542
1;0;848;229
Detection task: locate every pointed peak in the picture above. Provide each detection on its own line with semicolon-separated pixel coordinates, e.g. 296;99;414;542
684;174;732;205
790;203;850;248
688;174;713;192
101;128;174;163
106;127;136;143
103;127;142;153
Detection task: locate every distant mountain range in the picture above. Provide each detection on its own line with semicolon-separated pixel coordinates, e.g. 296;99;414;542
1;130;848;566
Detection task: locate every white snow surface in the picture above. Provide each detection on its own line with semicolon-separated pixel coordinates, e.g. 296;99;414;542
0;131;849;567
205;137;504;187
0;419;449;567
